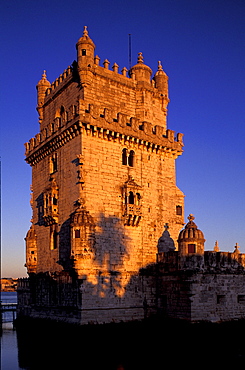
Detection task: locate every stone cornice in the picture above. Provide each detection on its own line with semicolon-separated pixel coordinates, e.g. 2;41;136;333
25;113;184;166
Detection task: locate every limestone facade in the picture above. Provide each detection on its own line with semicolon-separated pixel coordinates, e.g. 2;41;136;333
24;27;184;300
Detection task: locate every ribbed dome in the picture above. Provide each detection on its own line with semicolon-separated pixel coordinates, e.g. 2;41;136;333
76;26;95;48
36;70;51;88
130;52;152;82
178;214;205;242
71;205;94;227
25;225;36;240
154;61;167;77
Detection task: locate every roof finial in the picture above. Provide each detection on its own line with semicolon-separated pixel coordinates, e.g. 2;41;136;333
214;240;220;252
187;214;195;222
83;26;88;37
137;52;144;64
234;242;240;254
42;70;47;79
158;61;163;71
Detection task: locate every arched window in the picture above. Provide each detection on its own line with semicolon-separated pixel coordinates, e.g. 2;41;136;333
122;148;127;165
128;150;135;167
50;153;58;173
50;225;58;250
60;106;65;124
128;191;134;204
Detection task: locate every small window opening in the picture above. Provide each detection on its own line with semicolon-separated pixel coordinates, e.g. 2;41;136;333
73;105;78;117
176;205;182;216
74;229;80;238
217;295;226;304
238;295;245;304
53;197;58;206
82;49;86;56
129;191;134;205
51;153;58;173
188;244;196;254
122;148;127;166
128;150;135;167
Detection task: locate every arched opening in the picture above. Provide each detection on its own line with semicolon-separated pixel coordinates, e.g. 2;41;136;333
50;226;58;250
176;205;182;216
128;191;134;204
122;148;127;165
128;150;135;167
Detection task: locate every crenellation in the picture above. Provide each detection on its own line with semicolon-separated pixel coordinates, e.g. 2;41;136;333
25;108;184;163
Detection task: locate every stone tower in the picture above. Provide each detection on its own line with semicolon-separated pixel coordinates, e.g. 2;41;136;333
24;27;185;322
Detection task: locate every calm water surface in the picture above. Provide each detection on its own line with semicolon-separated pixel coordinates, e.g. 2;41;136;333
1;292;21;370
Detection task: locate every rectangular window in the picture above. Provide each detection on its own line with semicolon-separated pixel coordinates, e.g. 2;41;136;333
188;244;196;253
238;295;245;304
82;49;86;56
176;205;182;216
217;295;226;304
74;229;80;238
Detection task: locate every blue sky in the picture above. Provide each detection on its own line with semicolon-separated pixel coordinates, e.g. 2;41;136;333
0;0;244;277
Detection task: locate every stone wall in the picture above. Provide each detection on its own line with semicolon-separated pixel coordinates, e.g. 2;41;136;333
17;272;156;324
156;251;245;322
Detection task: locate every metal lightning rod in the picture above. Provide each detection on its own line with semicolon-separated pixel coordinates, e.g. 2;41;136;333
128;34;132;70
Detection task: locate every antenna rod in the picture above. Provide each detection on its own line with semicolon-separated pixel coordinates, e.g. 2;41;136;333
128;34;132;70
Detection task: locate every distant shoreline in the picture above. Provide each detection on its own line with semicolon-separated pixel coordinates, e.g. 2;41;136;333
1;278;18;292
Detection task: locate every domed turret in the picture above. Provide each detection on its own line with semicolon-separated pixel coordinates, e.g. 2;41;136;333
70;204;94;227
36;70;51;123
178;214;205;255
25;224;37;274
76;26;95;84
130;52;152;84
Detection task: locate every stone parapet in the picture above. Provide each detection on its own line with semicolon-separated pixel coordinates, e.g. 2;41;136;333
157;250;245;274
25;111;183;165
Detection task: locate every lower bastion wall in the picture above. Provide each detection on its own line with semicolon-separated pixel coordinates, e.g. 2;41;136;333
17;272;156;324
18;250;245;324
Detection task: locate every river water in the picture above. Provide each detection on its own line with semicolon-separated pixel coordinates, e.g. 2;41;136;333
1;292;20;370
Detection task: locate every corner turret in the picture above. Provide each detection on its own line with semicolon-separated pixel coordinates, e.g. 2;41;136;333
154;61;169;98
76;26;95;85
36;70;51;124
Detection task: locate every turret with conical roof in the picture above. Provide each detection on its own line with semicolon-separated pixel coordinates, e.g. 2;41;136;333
178;214;205;255
76;26;95;85
36;70;51;123
154;61;169;98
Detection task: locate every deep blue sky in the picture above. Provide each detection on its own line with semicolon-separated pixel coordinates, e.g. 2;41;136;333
1;0;244;277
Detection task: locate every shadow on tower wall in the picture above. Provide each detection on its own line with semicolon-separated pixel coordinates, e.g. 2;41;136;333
19;210;245;326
